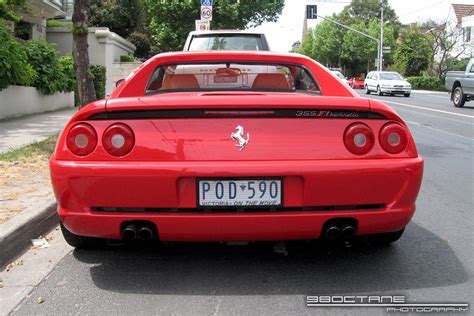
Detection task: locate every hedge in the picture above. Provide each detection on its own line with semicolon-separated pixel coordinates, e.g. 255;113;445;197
406;76;441;91
120;54;135;62
0;21;36;90
89;64;106;100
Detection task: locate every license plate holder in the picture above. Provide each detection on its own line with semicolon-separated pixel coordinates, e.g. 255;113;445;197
197;178;283;208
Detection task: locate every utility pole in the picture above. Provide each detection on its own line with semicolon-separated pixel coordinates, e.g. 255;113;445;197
379;3;384;71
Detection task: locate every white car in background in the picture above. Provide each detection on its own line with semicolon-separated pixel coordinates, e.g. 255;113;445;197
364;71;411;97
330;70;349;85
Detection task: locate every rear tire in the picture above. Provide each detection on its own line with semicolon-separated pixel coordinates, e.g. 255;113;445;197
377;86;383;96
365;85;370;94
404;93;410;97
452;86;466;107
368;228;405;246
60;222;106;248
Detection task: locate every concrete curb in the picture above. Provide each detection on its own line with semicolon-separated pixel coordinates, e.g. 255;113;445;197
0;197;58;269
412;90;449;95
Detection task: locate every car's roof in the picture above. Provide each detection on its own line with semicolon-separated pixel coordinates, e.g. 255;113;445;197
188;30;265;36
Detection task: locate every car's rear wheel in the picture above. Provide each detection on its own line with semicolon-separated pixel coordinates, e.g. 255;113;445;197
453;86;466;107
365;85;370;94
404;93;410;97
368;228;405;246
60;222;106;248
377;86;383;96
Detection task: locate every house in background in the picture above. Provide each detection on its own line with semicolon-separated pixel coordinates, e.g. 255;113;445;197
445;3;474;58
14;0;64;41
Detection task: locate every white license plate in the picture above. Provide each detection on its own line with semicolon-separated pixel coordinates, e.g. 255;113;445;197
197;179;282;207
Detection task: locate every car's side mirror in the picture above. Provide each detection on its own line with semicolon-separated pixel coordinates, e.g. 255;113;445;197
115;79;125;87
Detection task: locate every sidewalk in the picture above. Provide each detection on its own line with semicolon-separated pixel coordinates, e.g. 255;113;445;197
0;108;76;154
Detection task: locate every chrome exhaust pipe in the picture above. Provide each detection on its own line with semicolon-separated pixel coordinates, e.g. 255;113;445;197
341;224;356;238
122;224;137;240
138;226;153;240
325;224;341;240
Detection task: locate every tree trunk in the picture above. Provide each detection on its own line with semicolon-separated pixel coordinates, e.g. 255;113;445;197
72;0;96;108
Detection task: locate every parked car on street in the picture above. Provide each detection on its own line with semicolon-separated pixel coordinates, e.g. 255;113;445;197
364;71;411;97
445;58;474;107
50;51;423;249
183;30;270;51
348;77;365;89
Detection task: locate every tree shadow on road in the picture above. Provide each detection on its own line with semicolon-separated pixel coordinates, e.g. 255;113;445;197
73;222;468;295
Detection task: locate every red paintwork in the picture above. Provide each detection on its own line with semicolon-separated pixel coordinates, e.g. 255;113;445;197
349;77;365;89
50;51;423;241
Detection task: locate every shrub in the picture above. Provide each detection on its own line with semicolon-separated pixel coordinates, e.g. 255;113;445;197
89;64;106;100
46;19;72;28
127;31;150;59
120;54;135;62
0;21;36;90
23;40;70;95
58;55;76;92
406;76;441;90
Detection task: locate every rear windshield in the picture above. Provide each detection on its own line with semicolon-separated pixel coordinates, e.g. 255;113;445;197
145;62;320;95
188;34;265;51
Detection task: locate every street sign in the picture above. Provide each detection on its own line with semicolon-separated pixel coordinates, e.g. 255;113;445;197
196;20;210;31
306;5;317;19
201;5;212;21
200;0;212;5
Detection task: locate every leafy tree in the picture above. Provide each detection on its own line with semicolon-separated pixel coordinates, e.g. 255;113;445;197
127;31;151;58
90;0;145;39
310;15;344;67
298;29;315;59
146;0;284;52
341;19;395;75
393;27;432;76
340;0;399;27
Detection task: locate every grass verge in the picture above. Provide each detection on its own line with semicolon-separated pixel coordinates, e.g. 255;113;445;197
0;135;58;162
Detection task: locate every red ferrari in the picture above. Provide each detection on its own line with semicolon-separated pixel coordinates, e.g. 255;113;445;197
349;77;365;89
50;51;423;248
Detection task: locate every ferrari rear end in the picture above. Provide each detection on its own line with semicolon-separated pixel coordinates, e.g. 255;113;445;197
50;51;423;247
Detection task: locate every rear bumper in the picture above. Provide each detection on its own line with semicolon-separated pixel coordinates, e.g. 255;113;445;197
51;157;423;241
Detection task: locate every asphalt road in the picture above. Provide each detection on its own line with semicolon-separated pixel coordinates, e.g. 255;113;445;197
6;90;474;315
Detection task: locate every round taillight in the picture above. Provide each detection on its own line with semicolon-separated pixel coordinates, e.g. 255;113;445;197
344;123;374;155
102;123;135;156
379;123;408;154
66;123;97;156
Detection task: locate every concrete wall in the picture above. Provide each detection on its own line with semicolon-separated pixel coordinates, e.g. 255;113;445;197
0;86;74;120
112;62;143;88
46;27;136;96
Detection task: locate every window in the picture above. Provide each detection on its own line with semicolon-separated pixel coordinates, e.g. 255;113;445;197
145;62;320;95
188;35;265;51
463;27;471;42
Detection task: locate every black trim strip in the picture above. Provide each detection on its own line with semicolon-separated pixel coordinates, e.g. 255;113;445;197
91;204;385;214
88;109;387;120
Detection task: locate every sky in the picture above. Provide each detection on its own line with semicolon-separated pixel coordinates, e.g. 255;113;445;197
249;0;474;52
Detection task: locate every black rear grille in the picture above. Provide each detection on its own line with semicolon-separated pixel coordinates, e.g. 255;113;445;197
91;204;385;214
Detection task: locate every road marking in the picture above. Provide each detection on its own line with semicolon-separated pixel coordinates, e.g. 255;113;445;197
407;121;474;141
383;100;474;119
393;106;474;125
